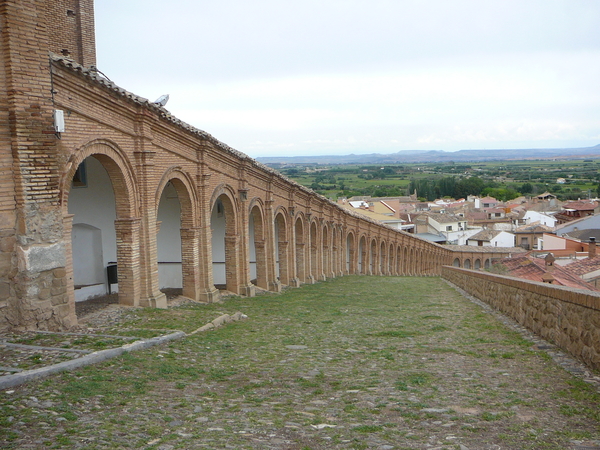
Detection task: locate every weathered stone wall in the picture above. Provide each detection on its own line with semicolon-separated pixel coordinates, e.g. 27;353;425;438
441;266;600;371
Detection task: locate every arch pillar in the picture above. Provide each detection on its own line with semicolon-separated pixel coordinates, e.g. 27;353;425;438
253;239;269;290
114;218;144;307
237;196;256;297
179;227;202;301
196;170;220;303
277;241;291;286
134;150;167;309
225;234;254;296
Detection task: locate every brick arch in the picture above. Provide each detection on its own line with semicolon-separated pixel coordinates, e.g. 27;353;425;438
248;198;266;240
60;139;142;309
345;230;356;274
309;219;321;282
248;199;268;290
389;243;395;275
60;139;138;217
474;258;482;270
153;167;200;301
273;207;290;287
209;184;239;230
322;222;331;279
210;184;242;293
294;214;307;283
155;167;198;229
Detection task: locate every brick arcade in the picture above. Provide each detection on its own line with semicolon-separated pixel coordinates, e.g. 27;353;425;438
0;0;514;332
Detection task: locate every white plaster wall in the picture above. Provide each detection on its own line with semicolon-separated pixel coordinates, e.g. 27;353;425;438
68;156;117;300
273;218;279;278
492;232;515;247
211;200;226;285
249;214;257;281
156;183;182;288
524;211;557;227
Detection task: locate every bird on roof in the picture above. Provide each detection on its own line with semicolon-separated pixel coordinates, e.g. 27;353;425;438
154;94;169;106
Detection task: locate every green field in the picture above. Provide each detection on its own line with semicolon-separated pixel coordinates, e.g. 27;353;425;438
273;159;600;201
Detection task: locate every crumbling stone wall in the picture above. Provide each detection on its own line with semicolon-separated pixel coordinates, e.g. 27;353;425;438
442;266;600;371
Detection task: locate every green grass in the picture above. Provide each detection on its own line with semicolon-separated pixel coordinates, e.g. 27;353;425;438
1;276;598;449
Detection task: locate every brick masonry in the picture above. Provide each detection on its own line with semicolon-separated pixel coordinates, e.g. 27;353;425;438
1;0;518;331
442;266;600;371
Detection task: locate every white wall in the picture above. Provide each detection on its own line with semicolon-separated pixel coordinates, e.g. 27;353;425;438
524;211;557;227
211;199;226;285
68;156;117;300
492;232;515;247
156;182;182;289
249;214;257;281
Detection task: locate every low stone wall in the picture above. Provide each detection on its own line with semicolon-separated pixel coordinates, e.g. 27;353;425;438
441;266;600;371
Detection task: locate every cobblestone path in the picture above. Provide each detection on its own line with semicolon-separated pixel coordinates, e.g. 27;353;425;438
1;276;599;449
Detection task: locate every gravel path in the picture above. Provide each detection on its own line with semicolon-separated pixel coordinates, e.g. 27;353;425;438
1;276;599;449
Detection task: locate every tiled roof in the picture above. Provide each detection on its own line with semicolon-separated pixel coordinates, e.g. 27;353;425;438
467;229;503;241
562;229;600;241
515;221;553;233
450;245;525;254
494;255;598;291
565;256;600;276
51;54;435;243
427;212;464;224
466;211;488;221
562;201;598;211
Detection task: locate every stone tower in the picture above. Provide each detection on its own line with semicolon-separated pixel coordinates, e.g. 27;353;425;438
0;0;96;329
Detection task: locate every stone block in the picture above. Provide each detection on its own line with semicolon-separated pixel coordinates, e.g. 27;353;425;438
0;282;10;300
53;268;67;278
211;314;231;328
17;243;65;273
0;236;16;253
0;252;12;278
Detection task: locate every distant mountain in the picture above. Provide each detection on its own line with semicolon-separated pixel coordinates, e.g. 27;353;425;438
256;144;600;165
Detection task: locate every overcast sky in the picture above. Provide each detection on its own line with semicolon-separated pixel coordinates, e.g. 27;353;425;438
94;0;600;158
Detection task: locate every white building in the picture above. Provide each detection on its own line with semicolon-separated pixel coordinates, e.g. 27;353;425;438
466;229;515;247
524;210;557;228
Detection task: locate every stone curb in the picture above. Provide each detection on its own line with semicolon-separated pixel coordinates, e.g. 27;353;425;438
0;331;185;390
189;311;248;335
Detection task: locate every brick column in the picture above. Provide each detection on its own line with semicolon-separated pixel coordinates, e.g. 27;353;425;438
264;201;280;292
236;190;255;297
196;164;219;302
180;227;201;301
253;239;269;290
296;242;307;284
277;240;290;286
114;218;142;306
224;234;243;294
134;150;166;309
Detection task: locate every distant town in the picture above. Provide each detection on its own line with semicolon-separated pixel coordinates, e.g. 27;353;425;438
270;157;600;291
